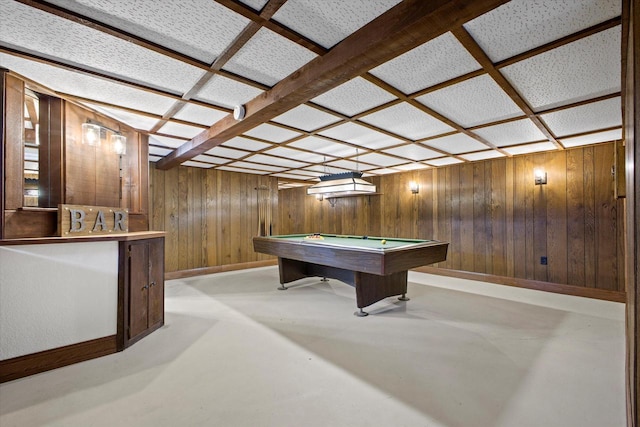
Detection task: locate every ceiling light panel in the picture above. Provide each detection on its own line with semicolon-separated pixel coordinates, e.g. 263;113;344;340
382;144;442;161
227;161;286;172
217;166;269;175
287;137;359;157
272;173;314;180
423;133;490;154
46;0;251;64
370;32;481;94
358;102;454;140
472;119;547;147
1;1;205;94
357;152;405;167
192;155;230;165
205;146;250;159
501;27;621;111
0;53;176;115
394;162;431;171
148;155;162;162
502;141;558;155
326;160;376;171
263;147;334;163
417;74;524;127
81;103;160;131
285;169;326;177
195;75;264;110
319;122;404;149
149;135;187;148
272;0;402;49
181;161;215;168
459;150;506;161
222;27;317;87
425;157;464;167
540;96;622;137
243;123;302;143
222;136;273;151
172;104;228;126
303;164;350;174
157;122;205;139
238;0;269;11
464;0;621;62
149;146;173;156
272;104;341;131
369;168;401;175
243;154;310;169
311;77;396;116
560;128;622;148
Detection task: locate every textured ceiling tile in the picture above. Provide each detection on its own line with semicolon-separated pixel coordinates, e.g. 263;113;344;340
501;27;621;111
382;144;442;161
205;146;250;159
272;105;341;131
425;157;464;167
181;161;215;168
272;173;315;180
173;104;228;126
244;154;309;168
464;0;621;62
222;27;317;87
237;0;269;11
357;152;405;167
502;141;558;155
560;128;622;147
358;102;454;140
288;136;360;157
417;74;524;128
195;75;264;110
192;155;230;165
311;77;396;117
304;164;350;174
263;147;333;163
81;103;160;131
243;123;302;143
217;166;269;175
319;122;404;149
472;119;547;147
0;1;205;94
148;145;173;156
459;150;506;161
228;161;286;172
370;32;481;94
369;168;401;175
0;53;176;115
394;162;431;171
286;169;326;177
326;159;376;171
149;135;186;148
157;122;204;139
540;97;621;137
422;133;490;154
222;136;273;151
272;0;401;48
47;0;250;63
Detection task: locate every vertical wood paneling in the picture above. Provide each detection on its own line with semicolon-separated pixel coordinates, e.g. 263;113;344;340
566;148;586;286
594;144;618;290
513;156;527;279
460;163;474;272
4;74;24;211
584;146;597;287
505;158;515;277
491;159;507;277
472;162;486;272
533;154;548;282
547;152;568;284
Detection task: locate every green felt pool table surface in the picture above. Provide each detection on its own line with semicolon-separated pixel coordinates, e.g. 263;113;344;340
270;234;432;250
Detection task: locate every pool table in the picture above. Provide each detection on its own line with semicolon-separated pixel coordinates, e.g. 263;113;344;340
253;234;449;316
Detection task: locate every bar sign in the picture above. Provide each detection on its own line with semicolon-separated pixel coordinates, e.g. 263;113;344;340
58;204;129;236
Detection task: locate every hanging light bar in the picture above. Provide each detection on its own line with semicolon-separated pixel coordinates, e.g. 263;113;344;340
306;171;376;197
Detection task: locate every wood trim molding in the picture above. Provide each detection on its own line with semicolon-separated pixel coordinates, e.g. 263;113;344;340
0;335;117;383
164;259;278;280
413;266;626;303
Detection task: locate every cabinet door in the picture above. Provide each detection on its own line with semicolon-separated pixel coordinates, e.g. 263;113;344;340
128;242;149;340
148;238;164;328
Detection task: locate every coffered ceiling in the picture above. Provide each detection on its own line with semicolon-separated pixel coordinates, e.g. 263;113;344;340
0;0;623;189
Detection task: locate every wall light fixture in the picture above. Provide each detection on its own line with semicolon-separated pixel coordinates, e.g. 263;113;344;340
409;181;419;194
534;169;547;185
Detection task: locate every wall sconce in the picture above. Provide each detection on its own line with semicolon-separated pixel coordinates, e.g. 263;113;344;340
111;134;127;155
82;122;101;146
409;181;419;194
534;169;547;185
327;197;337;207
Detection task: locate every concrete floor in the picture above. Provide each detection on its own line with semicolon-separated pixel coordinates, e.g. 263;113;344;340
0;267;626;427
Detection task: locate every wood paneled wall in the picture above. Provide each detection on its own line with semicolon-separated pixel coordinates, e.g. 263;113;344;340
279;143;624;293
149;165;278;272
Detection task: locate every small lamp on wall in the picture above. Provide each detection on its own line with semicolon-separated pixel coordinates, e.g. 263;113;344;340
409;181;419;194
82;122;101;146
111;134;127;155
534;169;547;185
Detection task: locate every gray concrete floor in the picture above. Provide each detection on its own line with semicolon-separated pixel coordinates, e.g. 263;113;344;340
0;267;626;427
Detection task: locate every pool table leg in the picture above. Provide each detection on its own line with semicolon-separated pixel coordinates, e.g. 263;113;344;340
398;294;410;301
354;308;369;317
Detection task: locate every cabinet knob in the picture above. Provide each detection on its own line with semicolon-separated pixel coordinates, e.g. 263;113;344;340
141;285;149;290
150;282;156;287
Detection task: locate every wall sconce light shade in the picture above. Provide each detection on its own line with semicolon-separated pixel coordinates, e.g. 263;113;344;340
534;169;547;185
111;134;127;155
409;181;419;194
315;194;324;201
82;122;101;146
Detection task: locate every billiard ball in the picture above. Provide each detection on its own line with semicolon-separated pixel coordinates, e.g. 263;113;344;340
381;239;386;245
